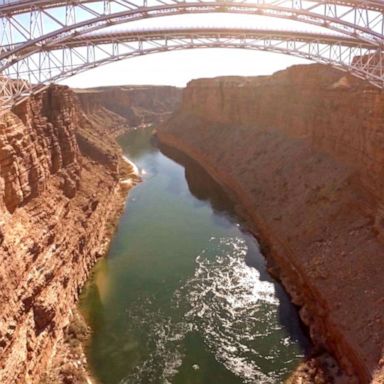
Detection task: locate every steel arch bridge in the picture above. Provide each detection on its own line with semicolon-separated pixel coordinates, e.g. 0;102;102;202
1;0;384;111
1;27;383;110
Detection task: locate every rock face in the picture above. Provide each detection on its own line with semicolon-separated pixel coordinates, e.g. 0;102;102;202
0;86;80;214
76;85;182;136
0;85;139;384
157;64;384;384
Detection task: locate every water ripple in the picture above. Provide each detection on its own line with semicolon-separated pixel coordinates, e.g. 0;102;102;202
175;237;281;383
121;236;300;384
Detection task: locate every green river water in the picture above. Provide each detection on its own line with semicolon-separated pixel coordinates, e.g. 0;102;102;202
79;127;310;384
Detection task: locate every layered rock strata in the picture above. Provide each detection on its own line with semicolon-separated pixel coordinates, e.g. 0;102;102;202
76;85;182;137
157;64;384;383
0;85;139;384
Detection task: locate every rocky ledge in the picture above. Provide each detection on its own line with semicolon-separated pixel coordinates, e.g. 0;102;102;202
157;64;384;384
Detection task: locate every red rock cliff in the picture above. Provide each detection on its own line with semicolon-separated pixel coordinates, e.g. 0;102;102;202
157;64;384;383
76;85;182;135
0;85;138;384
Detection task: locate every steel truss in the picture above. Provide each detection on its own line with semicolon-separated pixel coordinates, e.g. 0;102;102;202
1;0;384;70
0;27;382;112
1;0;384;111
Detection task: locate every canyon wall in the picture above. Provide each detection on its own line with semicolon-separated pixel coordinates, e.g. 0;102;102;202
157;64;384;383
0;82;179;383
76;85;182;136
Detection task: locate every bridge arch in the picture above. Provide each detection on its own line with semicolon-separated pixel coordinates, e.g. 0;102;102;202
1;27;381;112
1;0;384;75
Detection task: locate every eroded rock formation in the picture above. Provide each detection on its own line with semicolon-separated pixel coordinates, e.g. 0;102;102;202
157;64;384;384
0;83;156;383
76;85;182;137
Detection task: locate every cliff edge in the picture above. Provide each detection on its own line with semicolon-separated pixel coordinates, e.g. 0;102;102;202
0;84;142;384
157;64;384;383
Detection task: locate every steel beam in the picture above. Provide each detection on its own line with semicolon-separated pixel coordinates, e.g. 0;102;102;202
1;27;381;113
1;0;384;73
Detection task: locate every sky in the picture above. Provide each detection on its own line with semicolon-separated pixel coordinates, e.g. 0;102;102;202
61;14;320;88
62;49;310;88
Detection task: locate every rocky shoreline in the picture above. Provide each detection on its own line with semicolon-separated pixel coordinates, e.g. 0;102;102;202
0;83;180;384
41;165;141;384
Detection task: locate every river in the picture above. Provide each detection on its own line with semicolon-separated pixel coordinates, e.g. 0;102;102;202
79;127;310;384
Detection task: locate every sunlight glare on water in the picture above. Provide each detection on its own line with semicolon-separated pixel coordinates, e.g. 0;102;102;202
177;236;281;384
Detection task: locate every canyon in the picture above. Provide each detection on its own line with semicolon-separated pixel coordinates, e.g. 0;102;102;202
1;63;383;384
0;84;180;383
76;85;182;137
157;64;384;383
